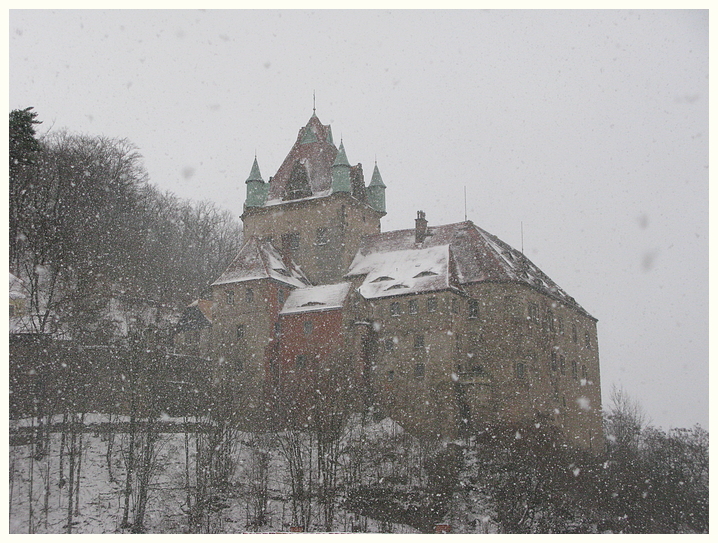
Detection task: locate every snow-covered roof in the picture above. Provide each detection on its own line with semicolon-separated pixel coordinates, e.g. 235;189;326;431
350;220;591;317
9;273;25;300
346;245;461;299
212;237;310;289
280;283;352;315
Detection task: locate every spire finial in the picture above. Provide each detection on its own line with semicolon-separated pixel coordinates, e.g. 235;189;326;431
313;91;316;114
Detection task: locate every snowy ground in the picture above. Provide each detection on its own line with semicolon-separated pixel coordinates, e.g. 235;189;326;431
11;413;482;534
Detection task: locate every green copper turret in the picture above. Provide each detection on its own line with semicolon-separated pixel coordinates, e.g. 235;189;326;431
331;142;352;193
367;162;386;213
245;156;268;207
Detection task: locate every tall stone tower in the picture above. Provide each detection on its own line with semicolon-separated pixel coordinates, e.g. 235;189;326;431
241;112;386;285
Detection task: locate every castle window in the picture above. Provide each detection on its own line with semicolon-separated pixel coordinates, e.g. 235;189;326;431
278;289;285;305
303;321;313;336
557;317;564;334
236;359;244;372
581;365;588;380
316;227;329;246
550;352;557;372
451;298;459;314
385;337;395;352
246;288;254;303
296;355;306;369
560;354;566;375
468;299;479;319
427;297;438;313
237;324;245;340
471;364;484;375
390;302;401;316
274;321;281;338
387;370;395;382
283;232;300;252
528;302;539;322
408;299;418;315
414;363;425;378
515;362;525;379
571;360;578;379
585;331;591;349
572;324;578;342
226;290;235;305
548;310;555;331
414;334;425;349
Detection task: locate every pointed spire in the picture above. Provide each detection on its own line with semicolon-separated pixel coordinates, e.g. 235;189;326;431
367;161;387;213
333;141;350;167
313;90;316;115
245;155;264;183
331;141;351;193
369;162;386;188
245;156;268;208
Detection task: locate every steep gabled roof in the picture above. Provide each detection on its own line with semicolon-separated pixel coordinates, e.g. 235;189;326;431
349;220;590;316
346;245;462;299
212;237;310;289
280;282;352;315
268;114;338;200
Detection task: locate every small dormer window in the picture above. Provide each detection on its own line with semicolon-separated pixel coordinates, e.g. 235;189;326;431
413;270;438;278
316;227;329;246
468;299;479;319
371;276;394;283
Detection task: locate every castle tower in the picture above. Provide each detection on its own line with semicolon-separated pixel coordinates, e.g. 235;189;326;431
244;156;268;208
366;162;386;213
241;112;386;284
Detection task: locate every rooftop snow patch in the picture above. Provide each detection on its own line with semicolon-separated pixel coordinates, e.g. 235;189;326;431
280;283;352;315
212;237;310;289
349;220;591;317
347;245;458;299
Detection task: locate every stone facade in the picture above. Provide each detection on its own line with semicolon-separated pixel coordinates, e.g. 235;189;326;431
177;112;603;450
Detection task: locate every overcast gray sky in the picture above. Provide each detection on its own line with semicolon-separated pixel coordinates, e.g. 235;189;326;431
9;9;708;430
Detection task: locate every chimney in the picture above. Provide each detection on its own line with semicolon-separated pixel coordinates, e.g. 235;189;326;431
415;210;428;243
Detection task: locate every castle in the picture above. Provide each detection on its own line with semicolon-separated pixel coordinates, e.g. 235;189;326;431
174;111;603;450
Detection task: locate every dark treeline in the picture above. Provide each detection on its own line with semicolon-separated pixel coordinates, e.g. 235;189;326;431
9;107;242;341
9;107;242;533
